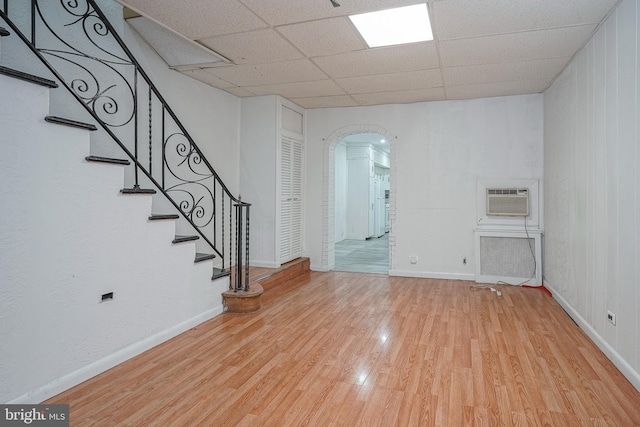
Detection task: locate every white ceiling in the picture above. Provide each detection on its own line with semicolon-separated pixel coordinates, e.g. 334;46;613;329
118;0;619;109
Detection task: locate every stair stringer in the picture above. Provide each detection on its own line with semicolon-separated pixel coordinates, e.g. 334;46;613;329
0;73;228;404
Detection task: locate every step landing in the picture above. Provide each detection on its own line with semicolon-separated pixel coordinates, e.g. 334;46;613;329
222;258;310;314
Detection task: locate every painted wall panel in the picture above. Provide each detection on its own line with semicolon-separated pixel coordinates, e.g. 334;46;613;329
615;0;637;365
543;0;639;391
240;96;278;266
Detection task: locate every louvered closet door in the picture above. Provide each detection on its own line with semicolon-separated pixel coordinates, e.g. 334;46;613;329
280;137;303;264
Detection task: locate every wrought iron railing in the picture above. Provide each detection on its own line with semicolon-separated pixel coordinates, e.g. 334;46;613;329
0;0;251;291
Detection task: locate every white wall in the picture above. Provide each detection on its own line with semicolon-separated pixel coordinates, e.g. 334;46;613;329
543;0;640;391
0;0;243;402
306;94;543;277
334;142;347;242
0;74;227;403
239;96;278;266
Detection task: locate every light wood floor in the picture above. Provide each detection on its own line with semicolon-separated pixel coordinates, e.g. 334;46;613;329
46;272;640;426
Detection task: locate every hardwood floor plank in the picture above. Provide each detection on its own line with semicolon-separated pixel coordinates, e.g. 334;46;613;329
43;273;640;426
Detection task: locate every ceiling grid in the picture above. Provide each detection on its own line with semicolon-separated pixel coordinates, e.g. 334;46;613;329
118;0;619;108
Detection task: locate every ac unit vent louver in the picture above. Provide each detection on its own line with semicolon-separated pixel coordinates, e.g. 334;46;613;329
486;188;529;216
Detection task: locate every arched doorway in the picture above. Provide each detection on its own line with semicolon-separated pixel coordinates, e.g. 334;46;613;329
321;124;395;273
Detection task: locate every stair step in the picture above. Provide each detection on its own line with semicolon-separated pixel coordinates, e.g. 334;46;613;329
85;155;130;165
195;252;216;263
0;27;9;37
121;187;156;194
45;116;97;131
222;283;264;314
0;66;58;88
255;257;311;292
212;268;231;280
172;235;199;244
149;214;179;220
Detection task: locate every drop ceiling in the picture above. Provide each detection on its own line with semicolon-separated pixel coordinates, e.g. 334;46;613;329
118;0;619;109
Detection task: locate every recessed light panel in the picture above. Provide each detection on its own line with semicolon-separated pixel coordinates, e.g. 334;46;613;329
349;3;433;48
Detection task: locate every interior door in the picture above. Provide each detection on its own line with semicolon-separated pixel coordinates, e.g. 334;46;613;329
280;137;303;263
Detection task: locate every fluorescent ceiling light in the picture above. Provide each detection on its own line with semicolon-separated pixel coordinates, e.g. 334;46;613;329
349;3;433;48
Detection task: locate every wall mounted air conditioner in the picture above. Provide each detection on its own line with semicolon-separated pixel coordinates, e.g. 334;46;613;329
486;188;529;216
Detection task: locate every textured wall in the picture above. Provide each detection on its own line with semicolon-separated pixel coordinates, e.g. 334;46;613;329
0;54;226;405
306;95;543;277
543;0;640;391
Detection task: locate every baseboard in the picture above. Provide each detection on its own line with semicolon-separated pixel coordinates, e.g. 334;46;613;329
310;263;330;272
389;270;475;281
9;305;224;404
250;260;280;268
544;280;640;393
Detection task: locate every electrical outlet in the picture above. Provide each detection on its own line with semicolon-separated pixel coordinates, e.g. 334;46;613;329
409;255;418;264
607;310;616;326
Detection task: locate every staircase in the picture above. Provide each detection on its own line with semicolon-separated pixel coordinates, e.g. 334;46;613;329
0;0;250;404
0;0;250;289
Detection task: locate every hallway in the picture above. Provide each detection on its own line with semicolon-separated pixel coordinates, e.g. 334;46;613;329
334;233;389;274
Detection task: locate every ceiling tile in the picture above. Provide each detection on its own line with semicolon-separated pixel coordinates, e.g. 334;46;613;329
276;17;366;57
433;0;618;40
442;57;570;86
290;95;359;109
121;0;620;108
446;80;552;100
206;59;328;86
128;16;227;68
314;42;439;78
352;87;445;105
199;29;303;64
245;80;346;98
336;69;442;94
181;69;235;88
120;0;267;39
439;25;597;67
222;86;257;97
241;0;419;26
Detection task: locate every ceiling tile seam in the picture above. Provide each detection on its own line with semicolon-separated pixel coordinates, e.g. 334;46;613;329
199;52;334;76
333;67;442;80
435;23;601;42
441;78;550;88
229;0;272;31
340;83;445;96
241;80;348;96
195;30;310;66
236;0;334;28
445;78;552;89
540;3;621;98
289;93;360;102
347;87;445;97
445;53;583;69
427;0;447;99
271;26;335;65
441;56;571;69
194;71;242;90
306;43;435;61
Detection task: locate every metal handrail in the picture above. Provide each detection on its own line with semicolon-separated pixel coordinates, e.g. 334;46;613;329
0;0;251;290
